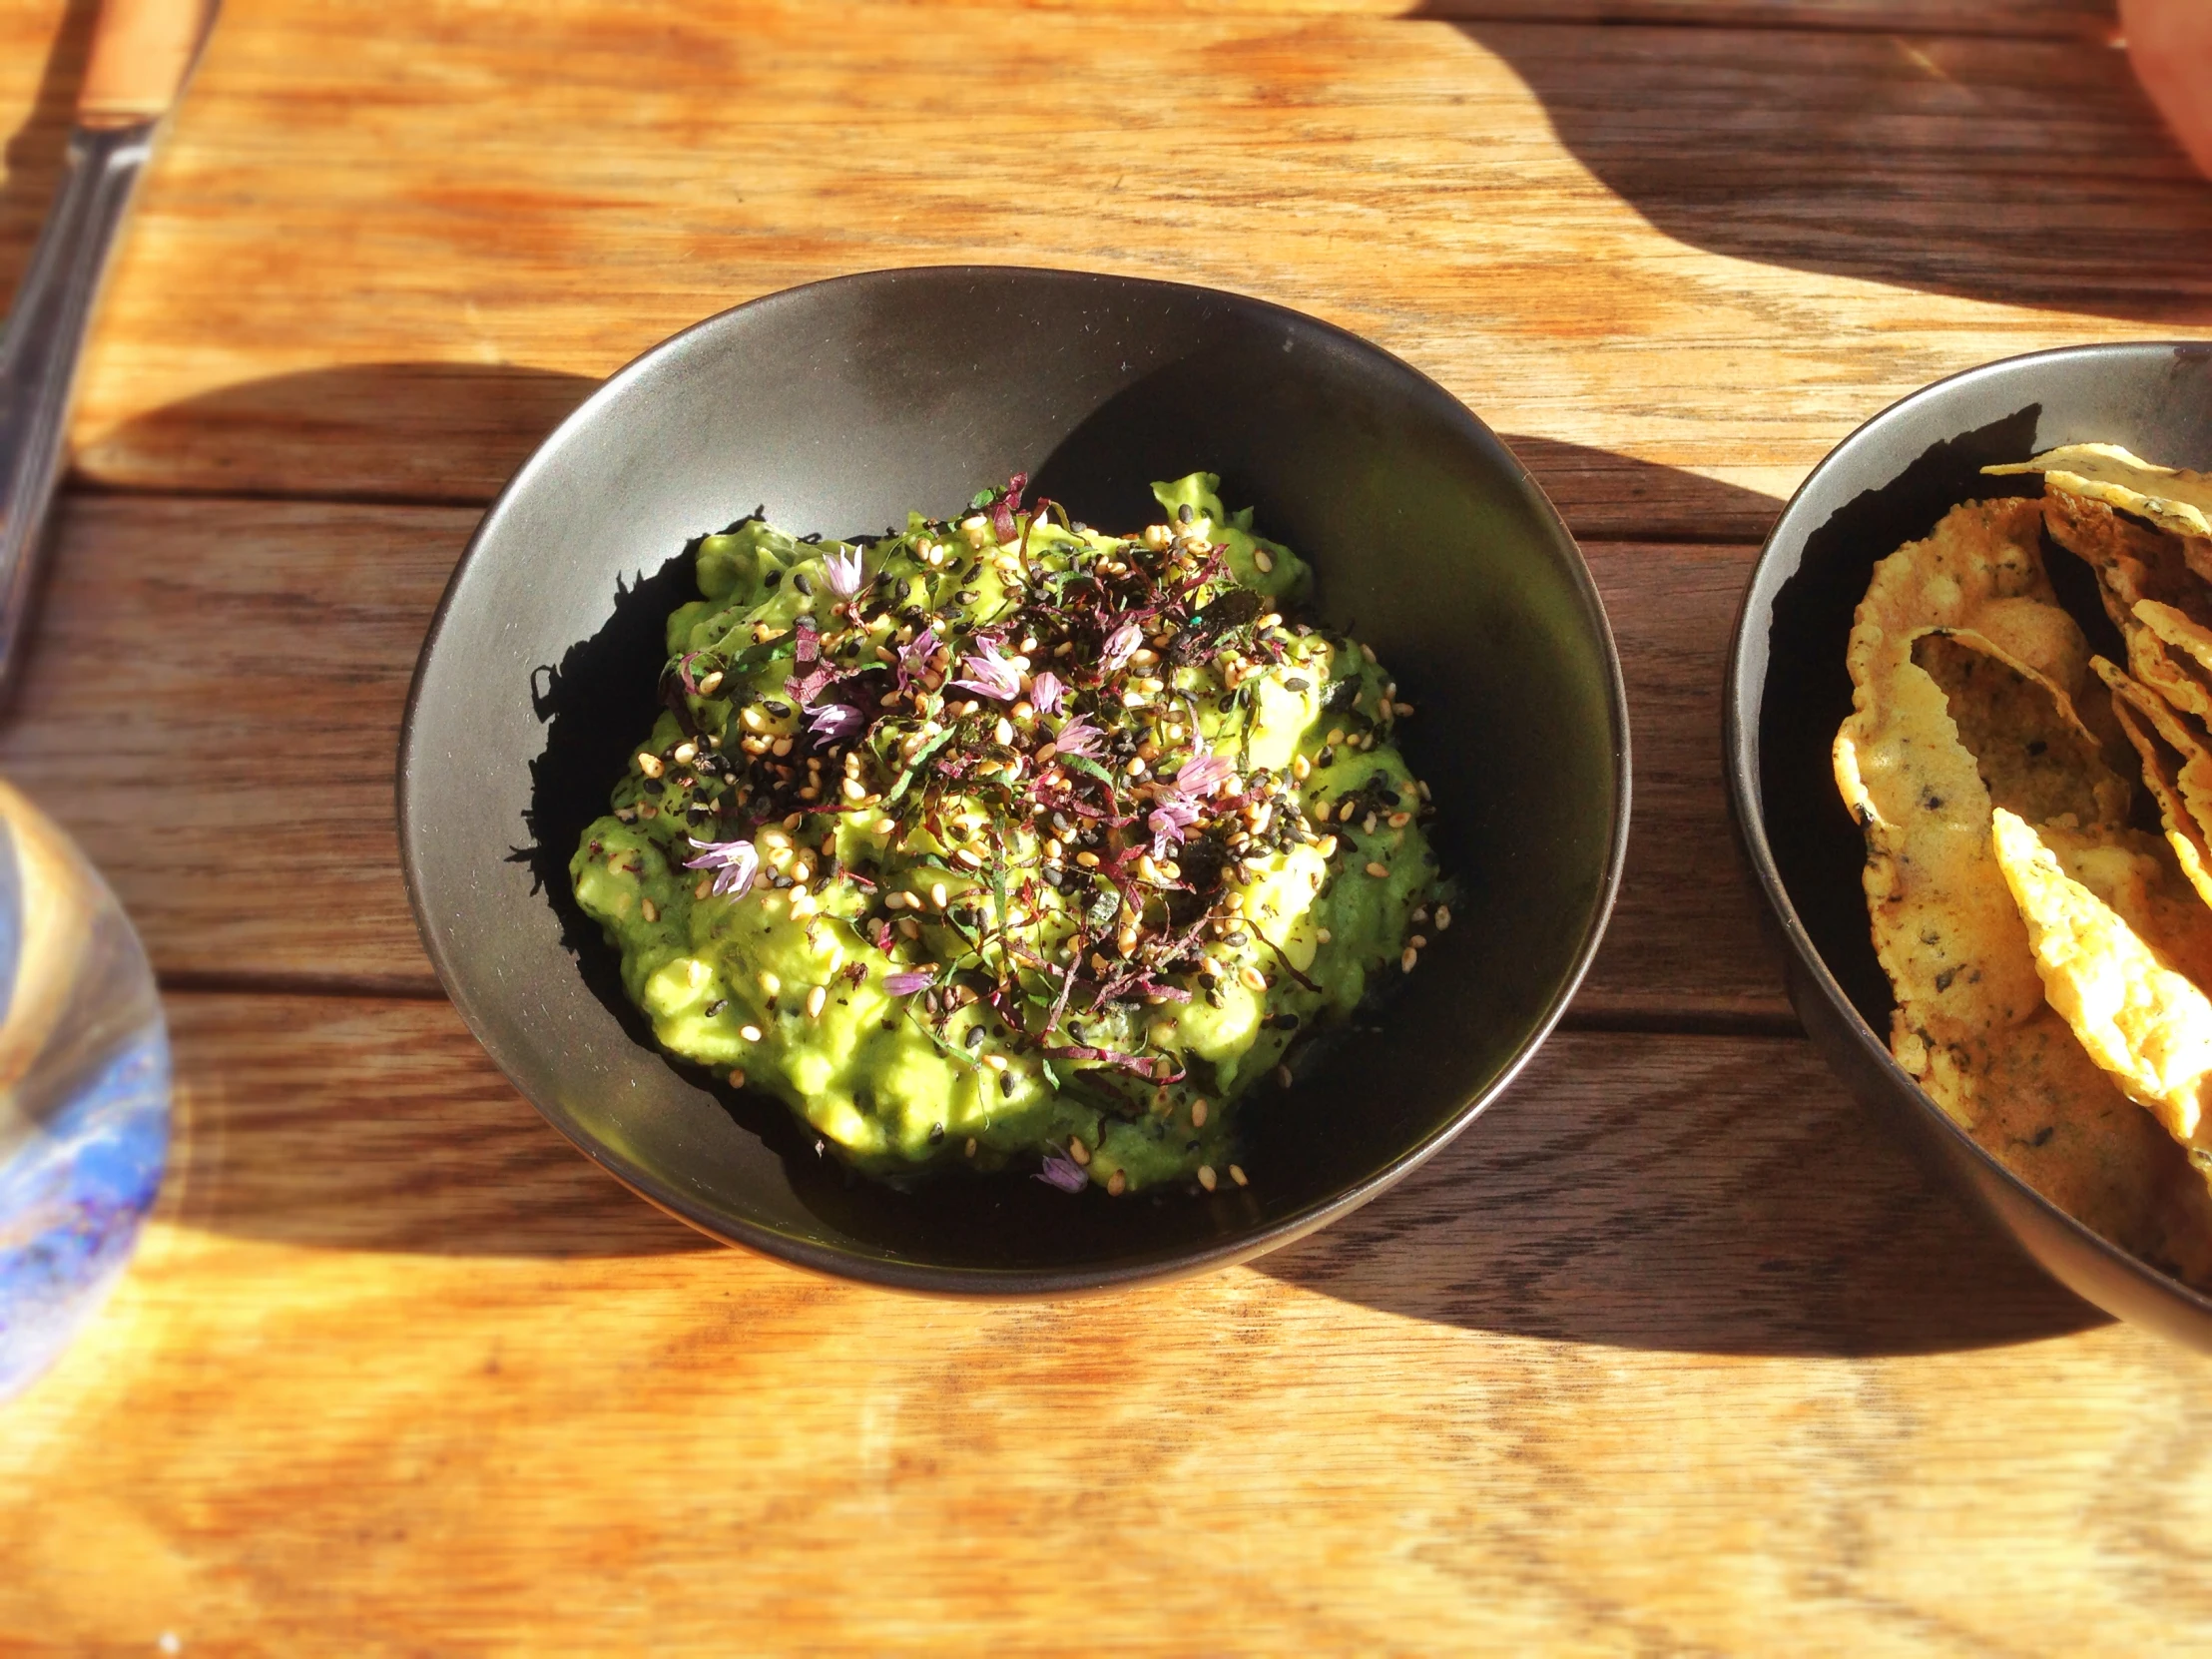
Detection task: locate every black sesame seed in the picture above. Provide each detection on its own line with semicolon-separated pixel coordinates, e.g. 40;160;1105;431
793;572;814;596
1177;503;1194;524
929;1123;945;1144
705;999;728;1017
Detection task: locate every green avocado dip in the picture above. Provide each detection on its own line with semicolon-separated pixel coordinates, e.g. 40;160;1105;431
571;473;1452;1195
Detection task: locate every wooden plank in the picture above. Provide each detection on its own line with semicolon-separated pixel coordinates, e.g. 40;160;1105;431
0;3;2188;543
5;999;2196;1652
887;0;2119;35
0;494;1789;1017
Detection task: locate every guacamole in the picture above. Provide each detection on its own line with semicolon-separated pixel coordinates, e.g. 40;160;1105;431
571;473;1449;1194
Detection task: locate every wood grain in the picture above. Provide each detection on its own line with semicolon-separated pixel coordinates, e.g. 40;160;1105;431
0;493;1790;1017
0;1;2193;542
8;997;2202;1655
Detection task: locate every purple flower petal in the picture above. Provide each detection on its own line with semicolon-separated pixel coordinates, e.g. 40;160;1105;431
1100;620;1143;673
1176;750;1235;797
1035;1151;1087;1193
1050;716;1102;759
794;616;820;666
898;625;939;680
1148;798;1200;855
824;546;863;598
682;836;760;899
882;969;935;996
808;702;864;743
1028;670;1064;716
952;639;1023;702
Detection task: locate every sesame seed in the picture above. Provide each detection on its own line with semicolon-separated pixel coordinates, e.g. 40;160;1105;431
930;881;949;908
1361;643;1378;664
1125;756;1147;778
1293;756;1311;780
790;862;812;883
994;717;1014;745
1197;1164;1218;1192
1316;836;1339;859
1276;1066;1293;1088
1366;861;1390;878
806;985;828;1019
1069;1138;1091;1166
1339;800;1358;823
1315;927;1332;942
698;671;724;695
983;1053;1008;1072
771;736;793;758
1036;742;1059;763
1230;1164;1249;1188
1389;812;1412;828
842;778;866;801
741;1024;764;1043
640;897;659;922
760;971;782;995
1075;850;1100;868
1435;905;1452;930
1253;548;1275;574
673;742;697;764
1363;813;1378;834
1401;946;1418;972
637;752;665;778
1395;703;1414;717
728;1068;746;1088
1191;1099;1209;1128
1239;964;1267;991
741;707;767;733
1108;1170;1127;1197
897;915;921;938
694;876;711;899
965;1137;977;1157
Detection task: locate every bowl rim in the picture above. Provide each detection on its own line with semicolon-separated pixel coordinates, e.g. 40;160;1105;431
397;263;1633;1291
1725;337;2212;1324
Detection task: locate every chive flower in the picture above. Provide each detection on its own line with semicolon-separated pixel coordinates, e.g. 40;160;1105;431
682;836;761;898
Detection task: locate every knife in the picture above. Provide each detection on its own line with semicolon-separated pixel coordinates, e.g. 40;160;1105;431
0;0;219;698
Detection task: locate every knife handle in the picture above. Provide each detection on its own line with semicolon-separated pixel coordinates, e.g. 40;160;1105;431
0;127;153;697
79;0;215;129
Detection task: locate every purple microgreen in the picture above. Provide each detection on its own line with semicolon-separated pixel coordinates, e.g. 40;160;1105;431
824;546;863;599
1028;670;1065;716
794;616;820;665
883;969;935;995
952;638;1023;702
786;663;837;708
1035;1151;1087;1192
989;471;1029;544
682;836;761;898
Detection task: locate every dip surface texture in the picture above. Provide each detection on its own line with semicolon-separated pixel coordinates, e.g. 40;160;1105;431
572;475;1448;1193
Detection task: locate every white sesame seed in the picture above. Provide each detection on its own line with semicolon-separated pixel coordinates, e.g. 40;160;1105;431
1191;1099;1209;1128
965;1137;977;1157
1108;1170;1127;1196
930;881;949;909
1253;548;1274;574
1435;905;1452;930
1366;860;1390;878
699;671;724;695
806;985;827;1019
842;778;866;801
1239;964;1267;991
1197;1165;1218;1192
1230;1164;1249;1187
1316;836;1339;859
1389;811;1412;828
1276;1066;1293;1088
637;752;665;778
640;897;659;922
1361;643;1378;664
741;1024;764;1043
695;876;712;899
1315;927;1332;943
1068;1137;1091;1166
728;1069;746;1088
1401;946;1418;973
983;1053;1008;1072
760;971;782;995
673;742;697;765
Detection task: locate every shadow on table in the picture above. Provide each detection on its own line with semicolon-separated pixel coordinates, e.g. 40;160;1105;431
1437;13;2212;325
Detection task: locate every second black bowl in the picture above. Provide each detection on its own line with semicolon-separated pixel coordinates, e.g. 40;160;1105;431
401;267;1629;1292
1728;340;2212;1351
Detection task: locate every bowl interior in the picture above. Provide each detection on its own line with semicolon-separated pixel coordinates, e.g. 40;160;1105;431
1733;339;2212;1332
401;268;1627;1290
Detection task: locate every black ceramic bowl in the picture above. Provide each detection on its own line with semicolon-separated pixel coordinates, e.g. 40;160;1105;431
1728;340;2212;1352
400;267;1629;1293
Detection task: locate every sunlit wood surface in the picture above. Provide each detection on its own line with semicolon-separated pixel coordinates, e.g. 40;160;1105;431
5;0;2210;1651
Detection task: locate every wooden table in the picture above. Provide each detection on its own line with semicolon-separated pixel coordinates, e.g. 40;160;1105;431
7;0;2211;1649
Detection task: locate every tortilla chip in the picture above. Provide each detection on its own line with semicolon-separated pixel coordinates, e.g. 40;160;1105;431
1848;497;2093;707
2135;598;2212;682
2109;694;2212;912
2038;489;2212;637
2126;617;2212;726
1988;442;2212;541
2096;659;2212;858
1909;631;2129;830
1992;809;2212;1170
